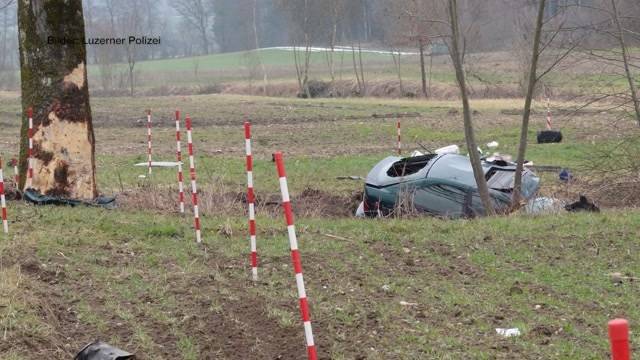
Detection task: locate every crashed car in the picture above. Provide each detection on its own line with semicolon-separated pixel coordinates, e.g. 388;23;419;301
359;153;540;218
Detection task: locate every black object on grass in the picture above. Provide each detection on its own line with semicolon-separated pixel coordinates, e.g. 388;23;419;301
74;340;135;360
537;130;563;144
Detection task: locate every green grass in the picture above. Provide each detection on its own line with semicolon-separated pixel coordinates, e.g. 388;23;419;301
2;203;639;358
115;49;398;73
1;94;639;358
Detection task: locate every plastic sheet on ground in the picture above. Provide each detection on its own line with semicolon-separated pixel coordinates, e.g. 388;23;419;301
74;340;135;360
134;161;182;167
525;197;564;215
24;189;116;209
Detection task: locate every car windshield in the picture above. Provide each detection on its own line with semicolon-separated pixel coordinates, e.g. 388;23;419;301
387;154;437;177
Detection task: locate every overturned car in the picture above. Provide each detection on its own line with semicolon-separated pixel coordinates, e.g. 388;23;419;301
358;153;540;218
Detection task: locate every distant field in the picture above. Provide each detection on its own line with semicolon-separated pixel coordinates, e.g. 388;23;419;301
81;47;639;99
1;47;635;98
125;48;404;73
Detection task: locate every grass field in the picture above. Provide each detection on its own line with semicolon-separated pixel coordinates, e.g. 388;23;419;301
1;92;640;358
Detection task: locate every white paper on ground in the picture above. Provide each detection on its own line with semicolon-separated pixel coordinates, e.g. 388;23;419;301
496;328;521;337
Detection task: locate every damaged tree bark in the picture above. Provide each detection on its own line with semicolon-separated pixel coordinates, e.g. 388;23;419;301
18;0;97;199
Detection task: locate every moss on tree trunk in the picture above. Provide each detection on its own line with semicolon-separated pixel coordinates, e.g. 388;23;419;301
18;0;97;199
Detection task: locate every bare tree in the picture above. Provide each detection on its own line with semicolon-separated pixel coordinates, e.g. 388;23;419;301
252;0;269;95
288;0;312;97
120;0;142;96
388;0;441;98
609;0;640;125
446;0;495;214
512;0;546;206
390;49;404;96
511;1;588;205
0;1;11;71
324;0;343;86
171;0;213;55
351;40;366;96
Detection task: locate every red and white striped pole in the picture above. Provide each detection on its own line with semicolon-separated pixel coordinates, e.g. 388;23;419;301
273;152;317;360
0;157;8;234
245;122;258;281
175;110;185;214
396;119;401;156
546;98;552;130
27;107;34;189
146;109;153;175
609;319;630;360
186;115;202;243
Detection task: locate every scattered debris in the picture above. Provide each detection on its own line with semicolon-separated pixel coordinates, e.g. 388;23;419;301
24;188;116;209
608;272;639;284
487;141;499;149
435;144;460;155
355;201;365;217
336;176;364;180
496;328;521;338
134;161;182;168
529;165;564;173
559;169;572;182
399;301;418;306
537;130;563;144
372;112;421;119
217;220;233;238
565;196;600;213
74;340;135;360
525;197;564;215
319;232;355;242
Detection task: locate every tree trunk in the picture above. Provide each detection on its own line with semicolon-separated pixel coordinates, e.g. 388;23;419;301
448;0;494;215
419;40;428;98
610;0;640;126
18;0;97;199
512;0;546;207
1;6;8;71
252;0;268;96
357;40;366;95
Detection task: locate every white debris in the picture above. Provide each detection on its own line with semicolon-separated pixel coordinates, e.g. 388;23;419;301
525;197;564;215
496;328;521;337
410;150;424;157
435;144;460;155
355;201;365;217
134;161;183;168
487;141;499;148
381;284;391;292
400;301;418;306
